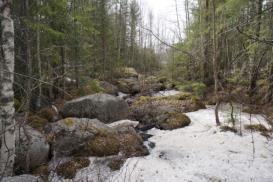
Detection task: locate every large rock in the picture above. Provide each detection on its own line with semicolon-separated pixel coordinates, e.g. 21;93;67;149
99;81;118;95
116;77;140;94
15;125;50;173
158;113;191;130
50;118;115;157
61;94;129;123
1;175;43;182
50;118;148;158
131;92;205;130
121;67;139;78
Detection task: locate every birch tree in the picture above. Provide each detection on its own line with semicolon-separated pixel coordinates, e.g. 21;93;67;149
0;0;16;177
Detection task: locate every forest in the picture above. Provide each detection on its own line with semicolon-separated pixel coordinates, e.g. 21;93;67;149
0;0;273;181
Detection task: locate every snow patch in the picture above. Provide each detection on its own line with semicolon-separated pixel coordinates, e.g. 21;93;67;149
51;107;273;182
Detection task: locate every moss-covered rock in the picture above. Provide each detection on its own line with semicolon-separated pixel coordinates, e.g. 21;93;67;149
122;67;139;78
56;158;90;179
119;132;149;157
87;135;120;157
116;78;140;94
158;113;191;130
50;118;116;157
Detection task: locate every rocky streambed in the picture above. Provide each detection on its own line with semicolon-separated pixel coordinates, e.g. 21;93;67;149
4;69;273;182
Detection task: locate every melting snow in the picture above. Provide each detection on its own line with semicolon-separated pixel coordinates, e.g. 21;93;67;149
51;106;273;182
153;90;181;97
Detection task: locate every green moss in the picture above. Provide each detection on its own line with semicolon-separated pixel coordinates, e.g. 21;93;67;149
132;96;151;106
61;118;75;127
72;79;104;97
226;76;248;86
88;135;120;157
175;81;206;97
56;158;90;179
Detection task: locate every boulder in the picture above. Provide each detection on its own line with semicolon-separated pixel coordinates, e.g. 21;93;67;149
114;125;149;158
50;118;115;157
131;92;205;128
99;81;118;95
158;113;191;130
117;77;140;94
1;175;43;182
61;94;129;123
15;125;50;173
50;118;148;158
122;67;139;78
86;125;149;157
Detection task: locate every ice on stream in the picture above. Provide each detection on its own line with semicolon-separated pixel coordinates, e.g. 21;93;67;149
51;106;273;182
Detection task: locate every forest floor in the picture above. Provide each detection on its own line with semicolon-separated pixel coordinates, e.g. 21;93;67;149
50;96;273;182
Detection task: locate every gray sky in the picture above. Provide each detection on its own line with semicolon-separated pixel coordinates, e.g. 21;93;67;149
139;0;187;43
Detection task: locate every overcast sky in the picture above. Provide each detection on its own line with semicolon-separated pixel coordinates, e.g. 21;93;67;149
139;0;186;43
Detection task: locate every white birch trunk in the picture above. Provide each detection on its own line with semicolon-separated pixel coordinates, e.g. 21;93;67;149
0;0;16;177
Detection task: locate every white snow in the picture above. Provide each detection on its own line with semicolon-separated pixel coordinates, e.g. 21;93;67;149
51;106;273;182
153;90;181;97
108;120;139;128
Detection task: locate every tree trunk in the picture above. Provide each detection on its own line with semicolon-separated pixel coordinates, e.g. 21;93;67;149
0;0;16;176
267;1;273;102
202;0;211;85
25;0;33;111
212;0;220;126
36;2;42;109
248;0;263;98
